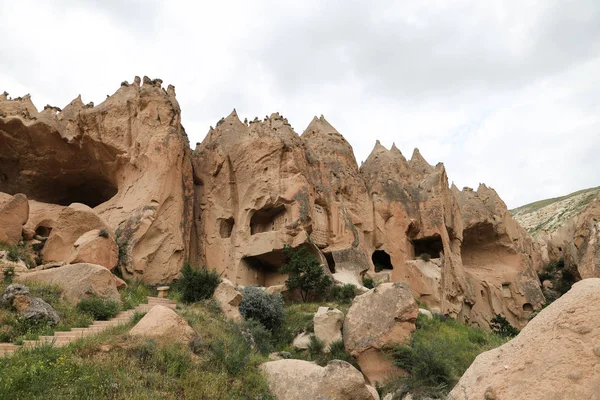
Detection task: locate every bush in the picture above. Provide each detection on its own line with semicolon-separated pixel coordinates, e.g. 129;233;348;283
76;296;120;320
239;319;274;354
490;314;519;338
120;279;151;310
362;276;374;289
178;262;221;304
239;286;285;332
98;229;109;238
280;245;332;302
329;284;358;303
3;266;15;284
307;335;324;358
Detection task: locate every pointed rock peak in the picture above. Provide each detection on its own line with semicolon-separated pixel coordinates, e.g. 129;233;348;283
0;91;8;101
302;114;340;137
134;76;141;87
409;147;434;170
227;108;238;119
450;182;460;192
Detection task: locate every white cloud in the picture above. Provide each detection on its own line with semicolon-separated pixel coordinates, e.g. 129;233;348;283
1;0;598;208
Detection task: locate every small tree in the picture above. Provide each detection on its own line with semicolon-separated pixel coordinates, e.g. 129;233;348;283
490;314;519;338
280;245;332;302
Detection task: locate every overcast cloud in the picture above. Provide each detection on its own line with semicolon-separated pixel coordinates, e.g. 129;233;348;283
1;0;598;208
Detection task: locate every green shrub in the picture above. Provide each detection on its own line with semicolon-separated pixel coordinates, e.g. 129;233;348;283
3;266;15;284
207;335;252;376
120;279;150;309
178;262;221;303
76;296;120;320
362;276;374;289
280;245;332;302
239;286;285;332
329;284;358;303
490;314;519;338
307;335;324;358
98;229;109;238
239;318;274;354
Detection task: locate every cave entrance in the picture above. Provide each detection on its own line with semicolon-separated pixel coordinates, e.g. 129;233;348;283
35;225;52;238
412;235;443;259
250;205;287;235
324;252;335;273
219;217;234;238
372;250;393;272
240;248;288;286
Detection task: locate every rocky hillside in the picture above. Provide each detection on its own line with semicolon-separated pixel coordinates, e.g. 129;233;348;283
511;187;600;280
0;77;545;331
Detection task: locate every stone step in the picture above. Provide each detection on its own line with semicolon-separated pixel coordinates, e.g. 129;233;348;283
0;343;19;350
0;349;16;356
38;336;73;343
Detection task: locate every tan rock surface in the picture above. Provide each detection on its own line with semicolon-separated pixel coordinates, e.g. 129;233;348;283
71;229;119;270
450;278;600;400
343;283;418;384
0;78;194;284
130;305;195;344
213;278;242;321
261;359;377;400
16;263;125;302
313;306;344;351
0;193;29;244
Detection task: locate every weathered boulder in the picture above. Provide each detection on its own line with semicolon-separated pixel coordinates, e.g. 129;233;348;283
1;283;60;325
450;278;600;400
0;193;29;245
261;359;378;400
16;263;125;302
343;283;418;384
213;278;242;321
313;306;344;351
130;305;195;344
292;332;312;350
418;308;433;319
71;229;119;270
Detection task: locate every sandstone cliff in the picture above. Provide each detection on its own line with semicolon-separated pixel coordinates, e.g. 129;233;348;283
0;78;193;283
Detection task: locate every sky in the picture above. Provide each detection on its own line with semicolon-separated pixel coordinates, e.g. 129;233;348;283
1;0;599;209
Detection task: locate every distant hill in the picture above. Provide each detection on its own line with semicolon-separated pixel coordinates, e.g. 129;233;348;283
511;186;600;235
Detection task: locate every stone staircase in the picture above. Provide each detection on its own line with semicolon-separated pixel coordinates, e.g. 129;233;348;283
0;296;177;357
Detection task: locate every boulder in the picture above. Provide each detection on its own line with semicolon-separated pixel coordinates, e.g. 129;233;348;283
130;305;195;344
261;359;378;400
418;308;433;319
1;283;60;325
292;332;312;350
450;278;600;400
343;283;418;384
42;205;110;264
313;306;344;351
16;263;125;303
0;193;29;245
213;278;242;321
71;229;119;270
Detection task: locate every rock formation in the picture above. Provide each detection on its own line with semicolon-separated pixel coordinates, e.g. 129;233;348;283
450;278;600;400
260;359;379;400
313;306;344;352
213;278;243;321
129;305;196;344
0;77;193;284
1;283;60;325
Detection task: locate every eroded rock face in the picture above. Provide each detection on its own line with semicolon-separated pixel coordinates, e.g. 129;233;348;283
450;278;600;400
343;283;418;384
454;184;545;329
130;305;196;344
16;263;125;302
260;359;378;400
0;193;29;245
0;78;194;284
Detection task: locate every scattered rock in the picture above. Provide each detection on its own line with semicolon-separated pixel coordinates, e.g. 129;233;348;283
261;359;378;400
1;283;59;325
16;263;125;303
343;283;418;384
213;278;242;321
450;278;600;399
313;306;344;351
130;305;195;344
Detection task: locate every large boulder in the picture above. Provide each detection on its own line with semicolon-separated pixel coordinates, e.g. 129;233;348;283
213;278;242;321
0;193;29;245
129;305;195;344
71;229;119;270
343;283;418;384
313;306;344;351
1;283;60;325
450;278;600;400
16;263;125;303
261;359;378;400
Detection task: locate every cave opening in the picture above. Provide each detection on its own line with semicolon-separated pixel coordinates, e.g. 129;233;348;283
372;250;393;272
250;205;287;235
219;217;234;238
324;252;335;273
35;225;52;238
522;303;533;313
412;235;443;259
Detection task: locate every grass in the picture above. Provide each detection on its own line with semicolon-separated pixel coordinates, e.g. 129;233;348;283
1;301;274;399
120;279;151;310
0;242;35;269
378;314;507;399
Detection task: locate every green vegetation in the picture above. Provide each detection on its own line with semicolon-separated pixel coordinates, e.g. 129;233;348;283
177;262;221;304
537;257;576;296
280;245;332;302
419;253;431;262
1;302;275;400
362;276;375;289
379;314;506;399
76;296;120;321
328;283;358;303
98;229;109;239
0;242;35;269
239;286;285;332
490;314;519;338
0;282;93;344
3;266;14;284
119;279;151;310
